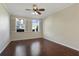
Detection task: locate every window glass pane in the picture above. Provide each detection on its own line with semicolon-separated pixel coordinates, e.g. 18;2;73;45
32;19;39;32
16;18;25;32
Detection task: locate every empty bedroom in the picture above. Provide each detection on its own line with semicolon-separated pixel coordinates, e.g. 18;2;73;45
0;3;79;56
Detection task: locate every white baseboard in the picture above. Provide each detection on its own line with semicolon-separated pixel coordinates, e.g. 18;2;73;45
11;37;43;41
0;40;11;54
44;37;79;51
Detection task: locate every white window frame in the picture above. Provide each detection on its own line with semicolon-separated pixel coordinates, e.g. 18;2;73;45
15;18;26;32
32;19;40;32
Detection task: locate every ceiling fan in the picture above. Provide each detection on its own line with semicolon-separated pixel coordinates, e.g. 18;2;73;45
25;4;45;15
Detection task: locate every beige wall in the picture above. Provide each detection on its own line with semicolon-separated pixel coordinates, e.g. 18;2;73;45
43;4;79;51
10;15;43;41
0;4;10;53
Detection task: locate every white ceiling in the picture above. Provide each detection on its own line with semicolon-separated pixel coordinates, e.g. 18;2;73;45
3;3;73;19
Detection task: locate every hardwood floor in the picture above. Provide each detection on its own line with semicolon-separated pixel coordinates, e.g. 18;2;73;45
0;38;79;56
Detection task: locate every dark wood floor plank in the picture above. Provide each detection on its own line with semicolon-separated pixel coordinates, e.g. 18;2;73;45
0;38;79;56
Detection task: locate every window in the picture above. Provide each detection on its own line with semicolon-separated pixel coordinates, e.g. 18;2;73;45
32;19;40;32
16;18;25;32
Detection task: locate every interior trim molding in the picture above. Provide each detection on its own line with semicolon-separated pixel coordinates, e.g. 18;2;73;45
11;38;43;41
44;37;79;52
0;40;11;54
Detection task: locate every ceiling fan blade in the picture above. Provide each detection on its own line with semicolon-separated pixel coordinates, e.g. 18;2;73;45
33;4;37;7
25;9;32;11
38;8;45;11
36;11;41;15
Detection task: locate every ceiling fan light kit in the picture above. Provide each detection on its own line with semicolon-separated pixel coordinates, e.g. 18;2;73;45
32;12;38;15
